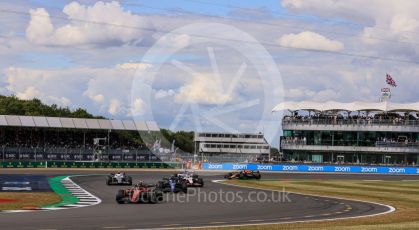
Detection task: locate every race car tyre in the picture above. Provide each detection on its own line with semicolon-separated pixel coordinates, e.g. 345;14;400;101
106;176;112;185
139;192;148;203
239;172;245;179
255;174;261;179
181;182;188;193
197;178;204;187
156;181;164;189
116;190;125;204
148;191;161;204
127;176;133;185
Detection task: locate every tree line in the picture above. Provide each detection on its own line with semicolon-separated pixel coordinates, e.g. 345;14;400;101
0;95;104;118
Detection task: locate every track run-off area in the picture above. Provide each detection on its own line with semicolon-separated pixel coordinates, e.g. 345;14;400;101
0;170;417;229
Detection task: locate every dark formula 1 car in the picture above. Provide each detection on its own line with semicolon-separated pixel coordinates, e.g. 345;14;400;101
156;177;188;193
115;183;163;204
224;170;261;180
175;171;204;187
106;172;133;185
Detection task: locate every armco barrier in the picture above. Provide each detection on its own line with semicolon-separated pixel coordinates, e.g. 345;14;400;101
203;163;419;175
0;161;181;169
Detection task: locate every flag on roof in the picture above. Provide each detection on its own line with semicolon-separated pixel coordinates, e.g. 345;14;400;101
386;73;397;87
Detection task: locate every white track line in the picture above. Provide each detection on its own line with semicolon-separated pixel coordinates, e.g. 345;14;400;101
1;176;101;214
60;177;101;208
148;180;395;229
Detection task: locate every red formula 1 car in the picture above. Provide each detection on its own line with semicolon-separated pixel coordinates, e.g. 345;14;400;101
115;183;163;204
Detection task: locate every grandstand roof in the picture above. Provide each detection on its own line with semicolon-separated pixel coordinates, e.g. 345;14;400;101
272;101;419;112
0;115;160;132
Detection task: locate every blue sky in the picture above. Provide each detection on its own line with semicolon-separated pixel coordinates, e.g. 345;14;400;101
1;0;419;145
29;0;286;16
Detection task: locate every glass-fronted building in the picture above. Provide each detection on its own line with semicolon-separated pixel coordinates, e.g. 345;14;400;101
194;132;270;163
274;101;419;165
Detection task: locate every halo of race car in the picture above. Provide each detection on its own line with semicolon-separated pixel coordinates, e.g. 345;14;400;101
107;170;261;204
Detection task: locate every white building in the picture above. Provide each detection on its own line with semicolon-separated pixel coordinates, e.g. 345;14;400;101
194;132;270;163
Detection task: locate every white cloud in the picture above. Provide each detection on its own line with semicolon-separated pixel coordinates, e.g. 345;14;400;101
26;1;153;46
88;94;105;103
116;62;152;69
5;66;81;107
278;31;344;52
281;0;419;56
15;86;41;100
25;8;54;44
108;98;121;115
155;89;176;99
281;0;371;23
4;64;151;116
175;74;233;105
48;96;71;106
131;98;145;115
13;84;71;107
157;34;191;49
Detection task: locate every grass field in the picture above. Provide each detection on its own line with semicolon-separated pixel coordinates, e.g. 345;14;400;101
222;179;419;230
0;192;61;210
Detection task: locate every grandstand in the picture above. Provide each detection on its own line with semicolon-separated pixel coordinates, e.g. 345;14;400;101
273;101;419;166
193;132;270;163
0;115;165;162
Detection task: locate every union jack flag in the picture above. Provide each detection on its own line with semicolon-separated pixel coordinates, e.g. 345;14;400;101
386;73;397;87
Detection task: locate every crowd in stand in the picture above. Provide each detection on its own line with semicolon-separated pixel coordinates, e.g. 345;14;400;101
0;127;149;151
281;137;307;145
283;112;419;125
281;136;419;147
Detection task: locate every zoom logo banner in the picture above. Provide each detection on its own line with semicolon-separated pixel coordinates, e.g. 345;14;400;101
202;163;419;175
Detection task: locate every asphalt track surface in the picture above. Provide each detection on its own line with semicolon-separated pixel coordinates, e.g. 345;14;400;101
0;171;417;230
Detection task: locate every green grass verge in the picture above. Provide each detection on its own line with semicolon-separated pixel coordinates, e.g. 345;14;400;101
218;179;419;230
42;176;78;208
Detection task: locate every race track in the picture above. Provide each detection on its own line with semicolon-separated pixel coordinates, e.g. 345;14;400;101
0;171;412;229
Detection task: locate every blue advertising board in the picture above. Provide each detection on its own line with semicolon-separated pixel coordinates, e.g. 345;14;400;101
203;163;419;175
